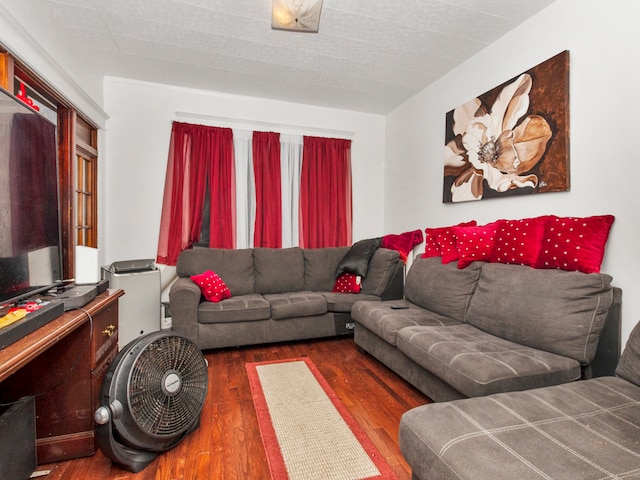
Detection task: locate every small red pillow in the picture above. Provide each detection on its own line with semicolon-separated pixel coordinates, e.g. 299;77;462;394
422;221;477;261
490;217;547;267
332;273;362;293
423;231;442;258
535;215;614;273
191;270;231;303
453;222;499;269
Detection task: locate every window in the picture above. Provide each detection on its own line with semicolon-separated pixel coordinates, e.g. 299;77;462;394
75;117;98;247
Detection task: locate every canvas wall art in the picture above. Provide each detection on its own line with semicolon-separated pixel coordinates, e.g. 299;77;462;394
443;50;570;203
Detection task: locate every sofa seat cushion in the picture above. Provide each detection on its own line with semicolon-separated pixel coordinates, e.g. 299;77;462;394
198;294;271;324
322;292;382;313
263;292;327;320
399;377;640;480
352;300;462;346
397;324;581;397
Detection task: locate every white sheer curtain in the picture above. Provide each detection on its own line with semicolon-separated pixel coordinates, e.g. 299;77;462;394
233;129;255;249
280;134;303;248
231;129;302;248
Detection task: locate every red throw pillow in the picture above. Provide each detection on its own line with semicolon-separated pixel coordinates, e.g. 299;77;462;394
453;222;499;269
490;217;547;267
191;270;231;302
332;273;362;293
535;215;615;273
422;221;477;262
423;230;442;258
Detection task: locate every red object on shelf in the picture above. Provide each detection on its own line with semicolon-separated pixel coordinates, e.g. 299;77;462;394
16;81;40;111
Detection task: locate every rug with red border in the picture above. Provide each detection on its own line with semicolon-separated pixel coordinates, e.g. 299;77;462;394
246;357;399;480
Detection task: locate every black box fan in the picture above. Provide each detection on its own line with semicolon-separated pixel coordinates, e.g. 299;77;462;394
94;332;208;472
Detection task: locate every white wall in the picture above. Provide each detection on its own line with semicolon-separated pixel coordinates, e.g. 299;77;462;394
384;0;640;346
103;78;386;264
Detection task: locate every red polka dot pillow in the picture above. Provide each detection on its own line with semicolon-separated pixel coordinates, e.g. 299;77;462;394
422;221;477;262
191;270;231;302
535;215;614;273
332;273;362;293
423;229;442;258
490;217;547;267
453;222;499;269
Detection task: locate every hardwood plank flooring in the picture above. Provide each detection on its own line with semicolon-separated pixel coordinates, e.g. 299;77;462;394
38;336;430;480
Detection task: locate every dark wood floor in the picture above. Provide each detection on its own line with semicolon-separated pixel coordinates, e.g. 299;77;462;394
39;336;430;479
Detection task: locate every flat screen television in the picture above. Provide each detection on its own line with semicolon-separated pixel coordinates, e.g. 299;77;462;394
0;87;62;305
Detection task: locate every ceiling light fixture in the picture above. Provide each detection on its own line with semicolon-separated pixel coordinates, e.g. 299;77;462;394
271;0;324;33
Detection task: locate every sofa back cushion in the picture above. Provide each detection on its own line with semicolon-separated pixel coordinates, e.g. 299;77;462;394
361;248;401;296
177;248;255;295
404;256;482;322
616;320;640;387
466;263;614;364
303;247;350;291
254;247;305;294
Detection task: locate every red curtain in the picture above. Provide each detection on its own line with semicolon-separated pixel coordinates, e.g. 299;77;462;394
300;136;352;248
252;131;282;248
157;122;234;265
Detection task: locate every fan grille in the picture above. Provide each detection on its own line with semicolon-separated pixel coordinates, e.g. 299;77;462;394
128;335;208;436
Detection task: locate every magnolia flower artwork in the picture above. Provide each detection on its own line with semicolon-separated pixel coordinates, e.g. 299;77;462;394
443;51;570;203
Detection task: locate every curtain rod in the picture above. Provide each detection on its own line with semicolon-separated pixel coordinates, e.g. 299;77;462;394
174;111;354;139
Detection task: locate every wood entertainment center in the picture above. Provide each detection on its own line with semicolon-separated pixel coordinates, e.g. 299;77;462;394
0;289;123;464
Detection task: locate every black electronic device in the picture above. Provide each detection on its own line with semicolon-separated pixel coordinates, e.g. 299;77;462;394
0;87;62;306
0;301;64;350
390;305;410;310
94;332;208;472
108;259;156;274
56;285;97;311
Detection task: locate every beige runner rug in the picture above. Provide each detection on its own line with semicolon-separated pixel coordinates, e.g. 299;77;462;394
246;357;398;480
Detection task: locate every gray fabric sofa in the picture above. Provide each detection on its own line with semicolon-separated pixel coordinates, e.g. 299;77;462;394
169;246;404;350
399;319;640;480
352;256;622;402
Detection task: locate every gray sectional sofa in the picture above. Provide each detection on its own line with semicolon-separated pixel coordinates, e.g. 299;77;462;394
169;246;404;350
399;320;640;480
352;256;622;402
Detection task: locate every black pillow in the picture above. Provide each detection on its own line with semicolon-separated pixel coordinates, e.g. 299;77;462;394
336;237;382;278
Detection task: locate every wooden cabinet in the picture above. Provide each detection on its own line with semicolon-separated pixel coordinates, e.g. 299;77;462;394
0;289;123;464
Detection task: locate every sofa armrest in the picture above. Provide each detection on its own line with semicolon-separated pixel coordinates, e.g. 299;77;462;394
584;286;622;378
169;277;202;347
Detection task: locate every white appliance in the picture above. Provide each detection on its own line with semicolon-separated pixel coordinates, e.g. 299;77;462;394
102;259;161;349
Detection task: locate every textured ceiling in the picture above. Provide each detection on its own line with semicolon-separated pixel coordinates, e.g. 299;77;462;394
48;0;556;114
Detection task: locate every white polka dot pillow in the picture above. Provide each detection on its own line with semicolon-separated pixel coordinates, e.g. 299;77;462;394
332;273;362;293
452;222;499;268
489;217;547;267
535;215;615;273
191;270;231;302
422;221;477;262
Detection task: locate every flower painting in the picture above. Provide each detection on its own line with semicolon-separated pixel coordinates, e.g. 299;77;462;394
443;51;570;203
